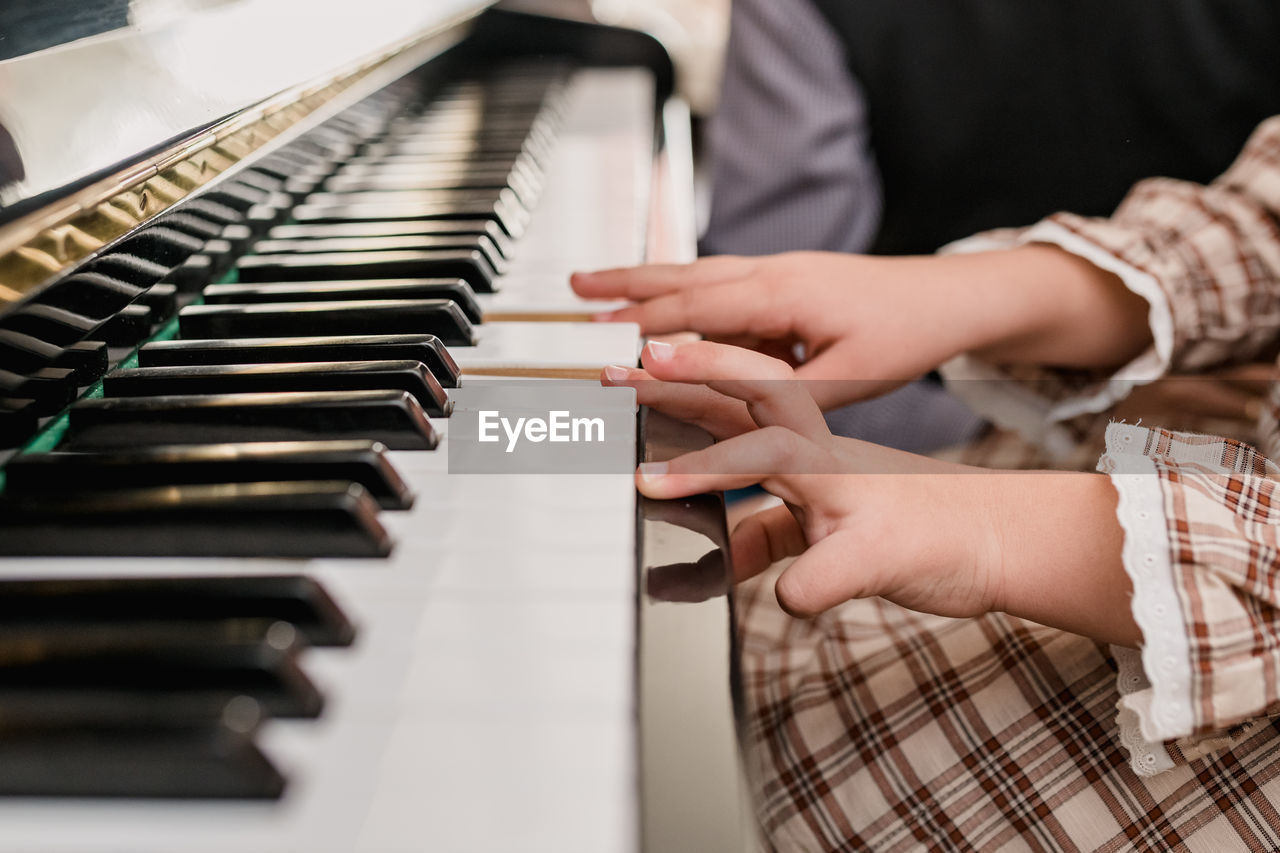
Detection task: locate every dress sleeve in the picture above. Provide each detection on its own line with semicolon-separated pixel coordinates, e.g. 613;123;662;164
1101;422;1280;776
939;116;1280;451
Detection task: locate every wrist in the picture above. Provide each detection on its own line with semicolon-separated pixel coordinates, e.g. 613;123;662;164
967;245;1154;368
988;472;1141;646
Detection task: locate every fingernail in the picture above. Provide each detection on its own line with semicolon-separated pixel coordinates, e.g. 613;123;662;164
592;310;618;322
637;461;668;481
602;364;631;383
646;340;676;362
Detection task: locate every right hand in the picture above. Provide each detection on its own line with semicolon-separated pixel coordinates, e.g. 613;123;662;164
575;252;966;408
572;247;1154;411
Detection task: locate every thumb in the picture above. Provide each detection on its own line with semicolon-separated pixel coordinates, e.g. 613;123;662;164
773;531;870;617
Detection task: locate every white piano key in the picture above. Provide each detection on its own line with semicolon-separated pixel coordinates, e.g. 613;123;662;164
355;717;636;853
453;321;641;372
504;69;653;277
479;274;628;319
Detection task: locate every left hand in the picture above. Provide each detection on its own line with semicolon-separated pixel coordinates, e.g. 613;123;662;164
607;340;1142;648
606;340;1007;619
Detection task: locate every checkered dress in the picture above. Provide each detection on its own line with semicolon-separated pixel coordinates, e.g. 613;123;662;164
737;117;1280;851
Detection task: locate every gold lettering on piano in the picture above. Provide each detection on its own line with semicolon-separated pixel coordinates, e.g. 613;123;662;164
0;27;429;304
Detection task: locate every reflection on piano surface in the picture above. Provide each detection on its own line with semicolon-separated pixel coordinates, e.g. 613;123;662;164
0;2;750;850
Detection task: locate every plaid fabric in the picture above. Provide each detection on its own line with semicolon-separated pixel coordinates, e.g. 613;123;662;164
737;568;1280;852
734;118;1280;850
1101;427;1280;738
1044;116;1280;377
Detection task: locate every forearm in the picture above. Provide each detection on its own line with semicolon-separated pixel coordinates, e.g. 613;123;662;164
987;472;1141;647
932;245;1154;370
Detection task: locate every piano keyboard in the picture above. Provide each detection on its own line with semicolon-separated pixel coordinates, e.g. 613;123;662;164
0;49;663;851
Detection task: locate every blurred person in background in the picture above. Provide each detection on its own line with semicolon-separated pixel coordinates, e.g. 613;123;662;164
698;0;1280;453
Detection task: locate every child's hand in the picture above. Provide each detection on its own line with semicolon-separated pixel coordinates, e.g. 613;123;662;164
613;340;1142;646
612;340;1007;619
575;247;1153;411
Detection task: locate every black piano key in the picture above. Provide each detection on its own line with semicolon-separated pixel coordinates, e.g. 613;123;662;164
203;278;483;323
179;299;476;346
279;171;329;199
0;329;79;374
0;304;100;346
268;219;513;260
182;198;243;226
321;172;538;207
66;391;438;451
55;340;110;383
164;252;217;293
104;360;451;417
341;153;539;183
291;198;525;239
0;398;39;447
42;272;173;323
188;193;280;238
86;253;169;286
160;212;225;241
138;334;461;388
0;366;77;415
235;170;286;196
235;249;497;294
0;479;395;556
391;117;548;138
0;699;285;798
305;187;526;215
204;182;272;213
5;440;413;510
335;156;536;176
39;272;143;317
96;301;154;346
258;150;331;180
0;620;323;719
0;574;357;646
346;145;533;165
117;226;207;267
139;282;179;319
249;233;506;274
335;162;543;195
387;131;552;160
3;302;148;351
380;137;544;161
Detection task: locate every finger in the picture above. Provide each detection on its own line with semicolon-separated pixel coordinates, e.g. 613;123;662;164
774;530;868;617
570;256;755;302
729;503;806;583
645;551;729;603
641;341;829;442
636;425;831;503
602;364;756;439
703;334;802;368
602;277;795;337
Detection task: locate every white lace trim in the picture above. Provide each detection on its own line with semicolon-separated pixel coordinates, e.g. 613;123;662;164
1102;423;1196;766
1113;647;1174;776
938;221;1176;454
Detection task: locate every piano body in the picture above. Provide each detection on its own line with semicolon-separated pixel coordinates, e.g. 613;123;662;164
0;1;752;850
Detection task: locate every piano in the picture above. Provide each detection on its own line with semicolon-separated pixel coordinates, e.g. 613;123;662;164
0;1;754;850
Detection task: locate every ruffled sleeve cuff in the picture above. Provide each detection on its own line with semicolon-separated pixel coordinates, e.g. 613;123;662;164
1098;423;1194;775
937;221;1175;456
